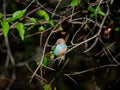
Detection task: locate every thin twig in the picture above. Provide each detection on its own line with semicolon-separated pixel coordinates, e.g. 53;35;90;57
65;64;120;76
3;0;16;90
25;0;36;9
50;58;70;85
71;18;88;45
51;0;62;18
64;74;79;85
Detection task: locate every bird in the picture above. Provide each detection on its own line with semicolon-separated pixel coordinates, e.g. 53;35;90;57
53;38;67;61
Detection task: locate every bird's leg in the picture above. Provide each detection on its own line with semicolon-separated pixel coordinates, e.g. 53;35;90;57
57;55;65;67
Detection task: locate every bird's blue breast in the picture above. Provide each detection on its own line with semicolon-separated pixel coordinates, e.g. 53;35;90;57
54;43;67;56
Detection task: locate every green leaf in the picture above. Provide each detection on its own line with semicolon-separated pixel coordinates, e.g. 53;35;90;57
70;0;81;6
39;26;45;31
88;6;95;12
43;56;48;66
97;7;105;16
27;25;35;31
1;21;10;37
88;6;105;16
38;10;50;20
16;22;25;40
35;56;48;66
0;12;3;19
115;27;120;31
12;9;26;21
90;13;95;18
35;59;40;65
44;14;50;20
48;20;54;27
30;17;37;23
43;84;51;90
6;17;12;22
50;51;54;59
38;10;46;16
57;25;63;31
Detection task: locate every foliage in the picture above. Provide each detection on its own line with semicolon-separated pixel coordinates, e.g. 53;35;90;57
16;22;25;40
38;9;50;20
0;12;3;19
39;26;45;31
70;0;81;6
115;27;120;31
88;6;105;18
43;84;51;90
1;21;10;37
12;9;26;21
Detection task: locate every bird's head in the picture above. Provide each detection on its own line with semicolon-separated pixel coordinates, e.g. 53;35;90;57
55;38;66;45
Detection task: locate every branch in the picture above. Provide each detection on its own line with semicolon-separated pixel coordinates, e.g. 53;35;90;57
65;64;120;76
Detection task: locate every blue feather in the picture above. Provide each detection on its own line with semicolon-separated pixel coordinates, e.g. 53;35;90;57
54;43;67;56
